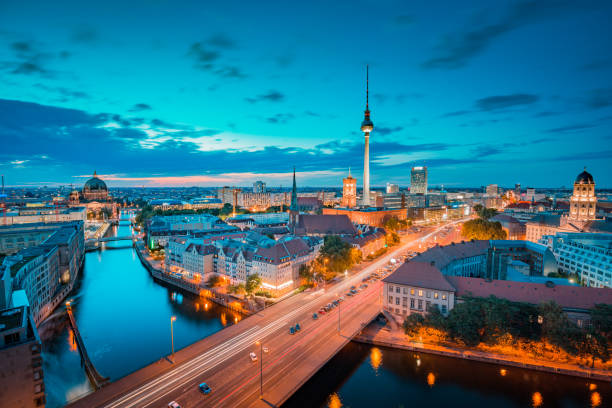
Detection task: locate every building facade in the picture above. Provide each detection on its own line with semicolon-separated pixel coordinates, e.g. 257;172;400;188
341;170;357;209
410;166;428;195
0;306;45;408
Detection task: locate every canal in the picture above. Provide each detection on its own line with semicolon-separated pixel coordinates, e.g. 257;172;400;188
41;212;610;408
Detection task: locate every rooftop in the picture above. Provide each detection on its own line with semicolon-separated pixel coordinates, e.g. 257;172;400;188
446;276;612;311
384;262;456;292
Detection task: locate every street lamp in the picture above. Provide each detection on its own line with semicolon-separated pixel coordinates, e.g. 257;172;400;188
255;340;263;399
170;316;177;363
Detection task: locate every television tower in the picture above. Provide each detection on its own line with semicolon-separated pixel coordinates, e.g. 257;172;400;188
360;65;374;207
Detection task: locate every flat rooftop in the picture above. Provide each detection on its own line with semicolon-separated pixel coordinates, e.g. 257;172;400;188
0;306;25;332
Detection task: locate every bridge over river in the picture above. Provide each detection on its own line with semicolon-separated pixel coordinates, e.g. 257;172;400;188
68;222;462;408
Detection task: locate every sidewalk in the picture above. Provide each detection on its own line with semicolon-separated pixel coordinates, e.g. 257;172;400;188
353;323;612;381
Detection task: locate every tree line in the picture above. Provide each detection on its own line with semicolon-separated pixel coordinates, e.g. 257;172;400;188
403;296;611;368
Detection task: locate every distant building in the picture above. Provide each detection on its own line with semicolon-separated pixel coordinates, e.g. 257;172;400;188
322;207;406;227
490;213;526;240
253;181;266;194
189;197;224;210
569;168;597;222
69;171;118;219
514;183;521;200
410;166;427;195
341;170;357;209
383;193;403;210
2;206;86;226
485;184;499;197
386;183;399;194
0;306;45;408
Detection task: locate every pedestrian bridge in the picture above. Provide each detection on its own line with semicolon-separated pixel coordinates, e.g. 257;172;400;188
86;234;142;244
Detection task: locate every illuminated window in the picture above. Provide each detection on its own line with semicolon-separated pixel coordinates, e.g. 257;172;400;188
418;290;423;296
434;292;439;299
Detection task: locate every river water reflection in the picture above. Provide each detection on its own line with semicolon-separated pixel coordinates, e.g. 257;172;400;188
41;215;241;407
283;341;610;408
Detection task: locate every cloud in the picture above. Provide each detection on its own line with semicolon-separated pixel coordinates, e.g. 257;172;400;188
554;150;612;161
375;125;403;136
187;34;246;78
266;113;294;124
547;123;596;133
33;83;89;100
440;110;471;118
71;26;97;43
584;88;612;110
206;33;236;49
245;90;285;104
130;103;152;112
422;0;607;69
475;93;538;111
2;39;66;77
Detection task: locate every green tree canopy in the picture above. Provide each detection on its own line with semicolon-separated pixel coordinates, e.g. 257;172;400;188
461;219;507;240
245;273;262;295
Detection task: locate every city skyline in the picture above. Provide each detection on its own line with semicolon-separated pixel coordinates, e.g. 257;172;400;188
1;0;612;188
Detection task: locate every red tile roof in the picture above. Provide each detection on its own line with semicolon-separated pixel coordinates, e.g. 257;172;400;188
383;262;456;292
296;214;357;235
445;277;612;311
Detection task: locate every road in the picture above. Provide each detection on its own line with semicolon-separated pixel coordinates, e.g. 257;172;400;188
68;219;467;408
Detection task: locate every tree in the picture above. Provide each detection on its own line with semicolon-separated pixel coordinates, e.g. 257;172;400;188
461;219;507;240
207;275;223;288
245;274;262;295
298;264;314;286
386;231;400;247
403;313;425;336
590;304;612;343
446;297;485;346
318;235;361;277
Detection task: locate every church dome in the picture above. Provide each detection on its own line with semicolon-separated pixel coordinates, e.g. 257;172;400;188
575;168;594;184
83;171;108;191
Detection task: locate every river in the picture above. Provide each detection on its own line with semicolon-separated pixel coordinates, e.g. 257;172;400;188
41;213;242;407
40;212;610;408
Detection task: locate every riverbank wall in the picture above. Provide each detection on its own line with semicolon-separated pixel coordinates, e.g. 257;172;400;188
133;242;252;316
352;324;612;382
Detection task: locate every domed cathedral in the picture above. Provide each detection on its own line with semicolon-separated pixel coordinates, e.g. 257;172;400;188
569;168;597;222
68;171;117;220
83;170;109;201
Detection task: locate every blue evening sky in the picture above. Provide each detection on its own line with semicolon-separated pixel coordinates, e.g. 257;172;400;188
1;0;611;188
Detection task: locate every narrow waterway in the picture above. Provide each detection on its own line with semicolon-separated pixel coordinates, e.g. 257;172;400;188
41;213;241;408
283;340;610;408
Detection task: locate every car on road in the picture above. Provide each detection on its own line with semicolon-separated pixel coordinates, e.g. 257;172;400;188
295;323;301;332
289;326;296;335
168;402;181;408
250;352;258;362
263;346;269;353
313;313;318;320
318;308;326;314
199;383;212;395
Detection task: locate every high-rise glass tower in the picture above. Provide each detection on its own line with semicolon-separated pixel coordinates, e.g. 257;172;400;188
410;166;428;194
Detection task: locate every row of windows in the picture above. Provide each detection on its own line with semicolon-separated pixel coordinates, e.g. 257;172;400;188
388;285;447;300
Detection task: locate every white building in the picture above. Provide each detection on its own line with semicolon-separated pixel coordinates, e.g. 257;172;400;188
541;232;612;288
383;262;456;319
